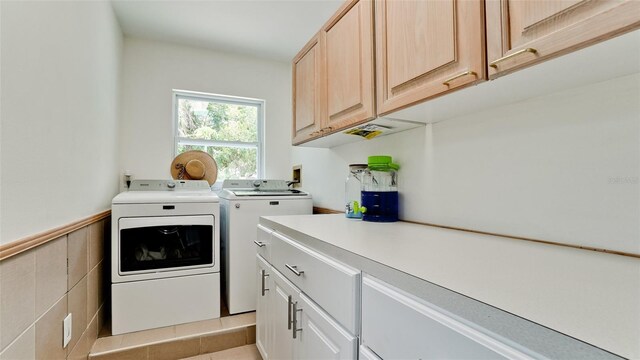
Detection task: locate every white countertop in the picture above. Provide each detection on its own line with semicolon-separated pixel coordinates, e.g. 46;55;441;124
261;214;640;359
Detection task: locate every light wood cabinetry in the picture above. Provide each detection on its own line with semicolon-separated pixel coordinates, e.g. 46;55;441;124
321;0;376;135
292;0;375;145
292;0;639;146
486;0;640;79
292;33;324;145
375;0;486;116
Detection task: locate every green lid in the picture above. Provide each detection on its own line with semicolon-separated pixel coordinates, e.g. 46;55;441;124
367;155;399;170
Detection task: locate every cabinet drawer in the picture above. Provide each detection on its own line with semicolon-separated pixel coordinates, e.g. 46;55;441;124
362;275;536;360
255;224;272;261
270;231;359;334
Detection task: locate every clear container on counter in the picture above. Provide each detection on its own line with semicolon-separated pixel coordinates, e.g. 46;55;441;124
345;164;368;219
361;156;399;222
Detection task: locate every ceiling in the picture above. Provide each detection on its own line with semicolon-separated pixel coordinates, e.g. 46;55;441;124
110;0;344;62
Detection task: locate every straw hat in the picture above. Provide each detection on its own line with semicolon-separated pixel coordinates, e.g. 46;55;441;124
170;150;218;185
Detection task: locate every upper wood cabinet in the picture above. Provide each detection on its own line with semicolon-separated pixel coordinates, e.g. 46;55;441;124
321;0;376;135
375;0;486;116
292;0;640;146
292;33;324;145
486;0;640;79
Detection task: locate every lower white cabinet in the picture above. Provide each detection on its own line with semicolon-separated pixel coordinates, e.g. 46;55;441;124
255;255;272;360
359;345;382;360
271;266;298;360
296;293;357;360
257;254;357;360
361;274;536;360
270;231;360;334
258;219;619;360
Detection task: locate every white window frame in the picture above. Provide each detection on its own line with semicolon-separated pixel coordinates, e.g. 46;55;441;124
172;89;265;181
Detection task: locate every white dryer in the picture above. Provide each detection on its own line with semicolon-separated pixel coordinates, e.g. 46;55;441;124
218;180;312;314
111;180;220;335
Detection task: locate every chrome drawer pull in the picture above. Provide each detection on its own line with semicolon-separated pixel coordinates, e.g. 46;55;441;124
292;301;303;339
285;264;304;276
260;270;269;296
254;240;266;247
287;295;293;330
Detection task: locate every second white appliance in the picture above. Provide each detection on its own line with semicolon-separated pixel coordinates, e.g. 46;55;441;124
219;180;312;314
111;180;220;335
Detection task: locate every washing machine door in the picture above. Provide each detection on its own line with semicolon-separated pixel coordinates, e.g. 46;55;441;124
118;215;214;279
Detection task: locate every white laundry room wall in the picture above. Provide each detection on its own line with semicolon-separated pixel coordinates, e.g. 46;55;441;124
292;72;640;255
119;37;292;187
0;1;122;244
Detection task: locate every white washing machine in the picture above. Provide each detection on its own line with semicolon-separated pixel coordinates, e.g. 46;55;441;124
218;180;312;314
111;180;220;335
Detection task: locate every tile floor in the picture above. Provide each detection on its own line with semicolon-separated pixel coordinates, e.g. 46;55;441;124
89;312;256;360
181;344;262;360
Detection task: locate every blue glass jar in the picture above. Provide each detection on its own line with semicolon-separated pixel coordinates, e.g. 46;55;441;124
361;156;399;222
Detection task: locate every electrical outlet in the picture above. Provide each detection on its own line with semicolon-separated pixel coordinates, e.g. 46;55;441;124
63;314;72;348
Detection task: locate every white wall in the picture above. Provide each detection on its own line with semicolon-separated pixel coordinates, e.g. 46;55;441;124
0;1;122;244
293;73;640;254
119;37;292;186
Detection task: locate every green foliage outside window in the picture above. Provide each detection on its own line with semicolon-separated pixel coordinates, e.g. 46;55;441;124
177;97;260;181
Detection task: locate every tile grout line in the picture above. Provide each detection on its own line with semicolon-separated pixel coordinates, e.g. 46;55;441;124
69;299;105;356
0;323;35;357
0;289;70;356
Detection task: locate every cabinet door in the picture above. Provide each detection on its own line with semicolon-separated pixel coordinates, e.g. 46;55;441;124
321;0;375;134
362;275;534;359
486;0;640;78
375;0;485;116
295;293;357;360
256;255;272;360
292;33;324;145
270;268;299;360
270;231;360;334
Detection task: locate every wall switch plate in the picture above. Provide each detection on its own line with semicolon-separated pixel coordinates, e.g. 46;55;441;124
63;313;72;348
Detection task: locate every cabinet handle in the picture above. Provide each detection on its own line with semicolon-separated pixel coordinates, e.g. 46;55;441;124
442;70;477;86
292;301;303;339
489;48;538;68
285;264;304;276
260;269;269;296
287;295;293;330
254;240;266;248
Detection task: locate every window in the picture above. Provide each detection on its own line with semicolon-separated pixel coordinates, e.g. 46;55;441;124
173;90;264;187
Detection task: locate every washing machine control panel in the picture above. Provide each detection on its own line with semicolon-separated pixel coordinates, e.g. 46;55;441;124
129;179;211;191
223;179;291;191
